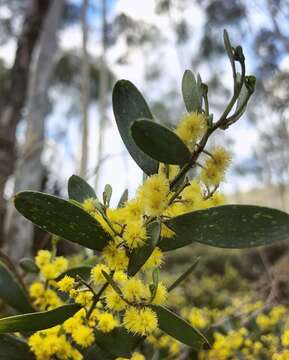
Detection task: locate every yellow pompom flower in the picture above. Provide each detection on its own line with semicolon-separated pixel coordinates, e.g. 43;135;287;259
57;275;75;293
29;282;45;298
121;278;150;302
200;161;224;186
169;341;181;355
35;249;51;268
64;314;84;334
40;263;58;280
200;147;231;187
211;147;231;171
91;264;109;284
44;288;63;309
54;256;68;274
122;199;143;220
152;283;168;305
205;192;225;207
97;312;118;333
131;352;145;360
123;306;158;336
74;291;93;307
256;313;271;331
281;329;289;346
137;174;169;217
189;307;209;329
29;326;82;360
113;270;127;283
72;325;95;347
181;180;203;211
123;221;147;249
37;254;68;280
105;287;127;311
102;242;129;271
175;111;207;147
142;247;164;271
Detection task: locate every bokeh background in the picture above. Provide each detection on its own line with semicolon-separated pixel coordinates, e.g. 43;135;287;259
0;0;288;270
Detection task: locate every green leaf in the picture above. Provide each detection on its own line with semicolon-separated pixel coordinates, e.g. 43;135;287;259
0;304;80;333
95;327;142;358
83;256;99;266
163;205;289;249
102;271;123;298
112;80;158;175
68;175;97;203
131;119;191;165
19;258;39;274
103;184;112;207
56;266;93;281
0;334;34;360
128;221;161;277
150;268;159;300
117;189;128;208
14;191;112;251
223;30;235;75
181;70;202;113
0;261;34;313
152;306;208;349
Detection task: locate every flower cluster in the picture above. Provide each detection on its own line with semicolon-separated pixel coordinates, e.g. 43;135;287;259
27;110;232;359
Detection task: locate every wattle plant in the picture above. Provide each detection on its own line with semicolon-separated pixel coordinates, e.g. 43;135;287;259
0;31;288;360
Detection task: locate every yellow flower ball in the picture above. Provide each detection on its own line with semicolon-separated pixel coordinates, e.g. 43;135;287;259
72;325;95;348
175;111;207;147
123;220;147;249
57;275;75;293
123;306;158;336
152;283;168;305
91;263;109;285
121;278;150;302
97;312;118;333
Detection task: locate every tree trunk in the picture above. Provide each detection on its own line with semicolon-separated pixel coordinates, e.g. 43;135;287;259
79;0;90;178
4;0;64;261
94;0;108;190
0;0;51;246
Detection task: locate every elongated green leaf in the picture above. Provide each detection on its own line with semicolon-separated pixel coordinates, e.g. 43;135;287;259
162;205;289;249
0;304;80;333
0;334;34;360
68;175;96;203
95;327;142;358
131;119;191;165
0;261;34;313
128;221;161;277
14;191;112;251
102;271;123;298
117;189;128;208
56;266;93;281
103;184;112;207
230;76;256;123
152;306;208;349
19;258;39;274
223;30;235;75
112;80;158;175
181;70;202;113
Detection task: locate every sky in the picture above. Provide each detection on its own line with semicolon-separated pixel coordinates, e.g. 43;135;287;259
0;0;277;204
